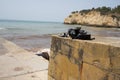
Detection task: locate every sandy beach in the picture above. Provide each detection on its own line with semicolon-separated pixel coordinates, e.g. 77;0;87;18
2;34;51;53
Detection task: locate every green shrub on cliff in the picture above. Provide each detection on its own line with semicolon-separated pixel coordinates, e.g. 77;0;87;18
96;6;111;14
79;9;91;14
72;11;79;14
73;5;120;15
112;5;120;14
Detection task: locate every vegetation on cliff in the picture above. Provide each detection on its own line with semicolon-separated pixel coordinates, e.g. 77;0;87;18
64;5;120;27
72;5;120;16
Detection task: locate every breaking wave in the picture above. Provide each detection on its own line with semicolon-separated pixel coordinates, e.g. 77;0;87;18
0;27;7;30
36;48;50;54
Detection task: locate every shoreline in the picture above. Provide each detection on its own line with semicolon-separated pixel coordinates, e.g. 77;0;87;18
64;23;120;28
1;34;51;53
1;32;120;52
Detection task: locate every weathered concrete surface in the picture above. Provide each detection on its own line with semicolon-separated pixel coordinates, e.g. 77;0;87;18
48;35;120;80
0;37;48;80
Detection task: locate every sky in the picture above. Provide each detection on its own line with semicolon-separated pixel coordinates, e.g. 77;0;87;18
0;0;120;22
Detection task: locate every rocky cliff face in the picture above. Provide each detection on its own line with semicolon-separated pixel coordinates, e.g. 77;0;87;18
64;11;120;27
48;35;120;80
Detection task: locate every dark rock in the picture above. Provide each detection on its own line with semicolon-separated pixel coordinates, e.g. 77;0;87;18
36;52;49;61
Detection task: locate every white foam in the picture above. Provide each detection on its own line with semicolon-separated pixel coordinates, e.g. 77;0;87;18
0;27;7;30
36;48;50;55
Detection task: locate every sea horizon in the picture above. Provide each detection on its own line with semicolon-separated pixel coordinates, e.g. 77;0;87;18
0;19;63;24
0;19;120;52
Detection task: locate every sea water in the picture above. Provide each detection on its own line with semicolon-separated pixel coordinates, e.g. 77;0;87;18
0;20;74;37
0;20;120;52
0;20;120;37
0;20;75;51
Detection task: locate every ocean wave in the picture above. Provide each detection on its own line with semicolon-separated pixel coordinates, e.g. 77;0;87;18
0;27;7;30
0;27;22;31
6;27;23;30
36;48;50;54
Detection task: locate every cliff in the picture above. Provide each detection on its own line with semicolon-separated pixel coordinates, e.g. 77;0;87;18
64;10;120;28
48;35;120;80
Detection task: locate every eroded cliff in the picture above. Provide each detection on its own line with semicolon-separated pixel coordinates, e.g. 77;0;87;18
64;10;120;28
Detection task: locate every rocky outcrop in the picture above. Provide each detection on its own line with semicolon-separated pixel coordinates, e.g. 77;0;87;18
64;11;120;27
48;35;120;80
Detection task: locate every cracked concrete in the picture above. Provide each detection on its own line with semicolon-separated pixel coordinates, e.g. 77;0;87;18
0;37;48;80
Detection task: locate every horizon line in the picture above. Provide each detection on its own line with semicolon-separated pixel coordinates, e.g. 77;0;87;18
0;19;63;23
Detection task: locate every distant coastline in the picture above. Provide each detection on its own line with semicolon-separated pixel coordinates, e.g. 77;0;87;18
64;5;120;28
0;19;62;24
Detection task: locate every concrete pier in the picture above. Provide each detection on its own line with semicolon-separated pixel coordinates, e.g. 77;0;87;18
0;37;48;80
49;35;120;80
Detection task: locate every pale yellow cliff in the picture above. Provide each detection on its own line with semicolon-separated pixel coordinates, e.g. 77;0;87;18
64;11;120;27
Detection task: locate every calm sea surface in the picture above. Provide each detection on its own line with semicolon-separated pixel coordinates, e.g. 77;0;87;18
0;20;120;51
0;20;73;37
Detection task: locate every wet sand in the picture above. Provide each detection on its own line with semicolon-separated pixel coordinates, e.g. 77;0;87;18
1;34;51;53
1;26;120;54
0;44;8;56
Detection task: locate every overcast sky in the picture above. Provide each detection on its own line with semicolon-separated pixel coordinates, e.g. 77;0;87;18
0;0;120;22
